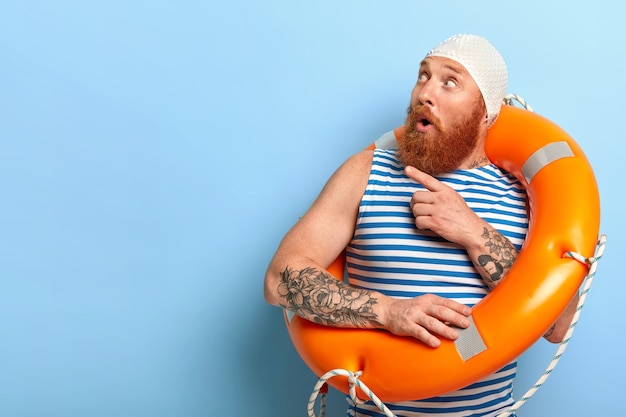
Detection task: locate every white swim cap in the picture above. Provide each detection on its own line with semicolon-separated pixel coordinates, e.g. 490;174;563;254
426;34;507;127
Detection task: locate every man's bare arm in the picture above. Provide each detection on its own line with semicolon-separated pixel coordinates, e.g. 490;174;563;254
264;152;472;347
278;266;383;327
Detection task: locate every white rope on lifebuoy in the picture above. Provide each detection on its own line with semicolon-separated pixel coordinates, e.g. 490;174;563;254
496;234;607;417
307;369;397;417
504;93;534;111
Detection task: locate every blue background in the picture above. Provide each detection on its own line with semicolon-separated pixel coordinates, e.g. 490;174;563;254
0;1;622;416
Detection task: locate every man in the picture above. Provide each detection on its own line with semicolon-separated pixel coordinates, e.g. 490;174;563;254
264;34;578;416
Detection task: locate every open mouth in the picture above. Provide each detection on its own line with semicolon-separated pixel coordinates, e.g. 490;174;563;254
417;117;433;132
407;105;438;133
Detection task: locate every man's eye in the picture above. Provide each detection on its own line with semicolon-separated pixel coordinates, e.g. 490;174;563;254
444;80;457;87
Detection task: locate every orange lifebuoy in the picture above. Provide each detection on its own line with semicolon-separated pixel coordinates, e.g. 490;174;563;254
283;105;601;402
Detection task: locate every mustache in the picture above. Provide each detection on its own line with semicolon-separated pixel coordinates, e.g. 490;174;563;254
406;105;442;131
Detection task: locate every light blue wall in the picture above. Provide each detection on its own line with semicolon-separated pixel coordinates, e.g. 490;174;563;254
0;1;622;416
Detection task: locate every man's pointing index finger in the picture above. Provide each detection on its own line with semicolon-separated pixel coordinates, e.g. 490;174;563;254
404;166;444;191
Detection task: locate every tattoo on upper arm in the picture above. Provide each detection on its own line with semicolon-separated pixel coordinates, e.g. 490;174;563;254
478;227;517;282
278;266;381;327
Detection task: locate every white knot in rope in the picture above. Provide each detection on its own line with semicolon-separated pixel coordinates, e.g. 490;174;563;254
307;369;397;417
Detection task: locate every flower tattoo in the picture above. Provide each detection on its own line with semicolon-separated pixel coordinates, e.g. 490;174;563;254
479;227;517;283
279;267;380;327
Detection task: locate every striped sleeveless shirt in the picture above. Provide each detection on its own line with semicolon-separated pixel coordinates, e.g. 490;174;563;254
345;149;528;417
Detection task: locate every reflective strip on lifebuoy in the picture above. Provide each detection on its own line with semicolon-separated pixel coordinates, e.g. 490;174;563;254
283;105;601;402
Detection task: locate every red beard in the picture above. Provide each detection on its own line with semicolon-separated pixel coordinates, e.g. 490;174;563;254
398;104;485;176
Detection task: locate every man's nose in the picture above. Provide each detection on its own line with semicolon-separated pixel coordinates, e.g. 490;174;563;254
417;79;435;106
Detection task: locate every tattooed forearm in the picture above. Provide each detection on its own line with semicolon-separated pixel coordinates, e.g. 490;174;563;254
477;254;504;283
543;324;556;338
476;227;518;285
278;266;381;327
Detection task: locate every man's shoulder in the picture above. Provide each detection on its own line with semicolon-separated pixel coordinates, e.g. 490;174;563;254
342;149;376;174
